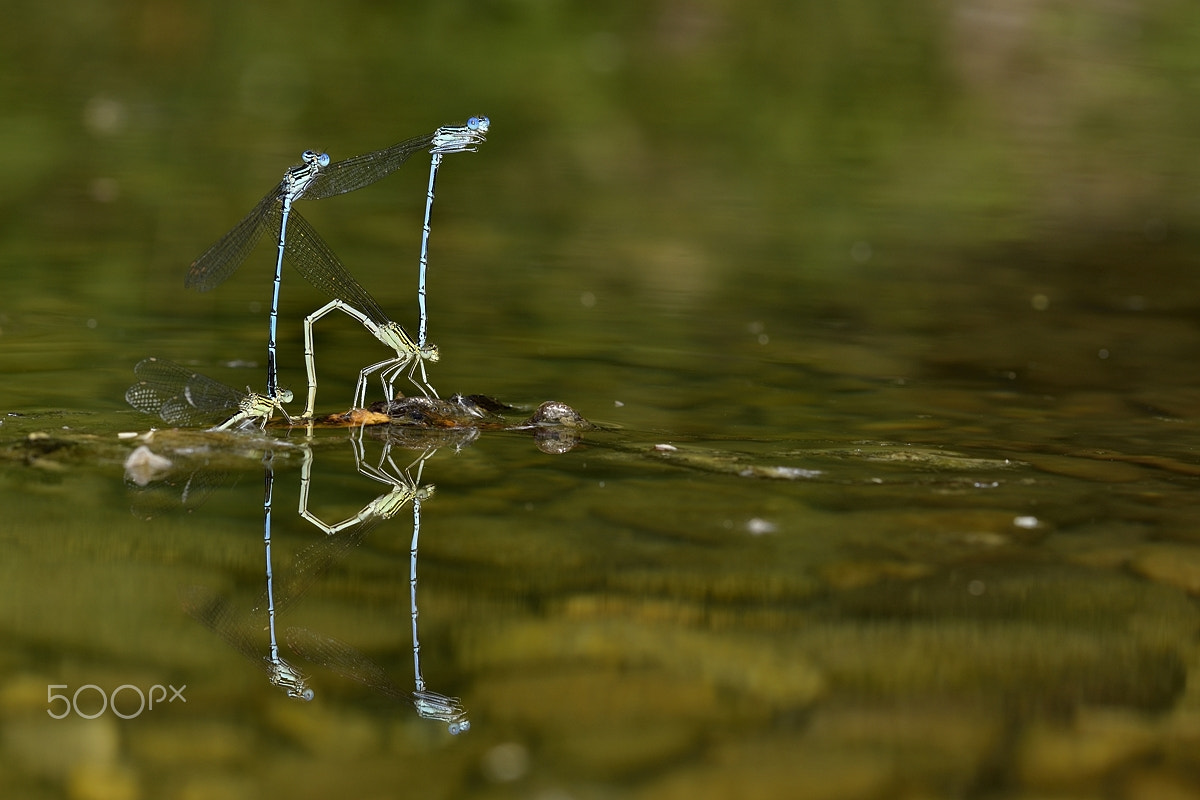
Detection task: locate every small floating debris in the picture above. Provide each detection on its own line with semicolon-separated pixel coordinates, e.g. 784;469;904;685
745;517;778;535
738;465;823;480
123;445;173;487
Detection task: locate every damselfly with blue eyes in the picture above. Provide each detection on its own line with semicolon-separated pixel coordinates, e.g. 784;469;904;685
185;118;488;405
186;149;336;401
418;116;490;347
296;117;489;413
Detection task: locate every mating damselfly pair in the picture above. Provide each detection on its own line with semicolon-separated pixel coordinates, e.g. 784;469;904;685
127;116;490;431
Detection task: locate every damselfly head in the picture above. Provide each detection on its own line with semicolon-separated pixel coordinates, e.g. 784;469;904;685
283;681;314;701
422;344;440;363
413;688;470;732
271;657;315;701
430;119;488;154
300;150;330;167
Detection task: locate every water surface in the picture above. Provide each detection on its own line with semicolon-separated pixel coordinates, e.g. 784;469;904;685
4;2;1200;799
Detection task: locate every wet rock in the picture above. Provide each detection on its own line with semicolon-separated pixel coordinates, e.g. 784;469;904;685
820;560;936;591
1043;521;1147;570
480;741;530;782
833;445;1022;471
804;700;1001;789
461;617;824;708
174;774;255;800
1024;452;1149;482
797;619;1183;711
636;736;892;800
519;401;593;453
1015;709;1160;789
1130;544;1200;595
1123;768;1200;800
67;762;139;800
524;400;591;429
558;724;697;778
469;664;723;730
0;672;53;712
127;720;253;766
453;394;516;415
2;715;119;780
265;693;384;757
377;396;475;427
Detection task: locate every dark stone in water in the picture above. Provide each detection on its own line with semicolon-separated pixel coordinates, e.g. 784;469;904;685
524;400;592;429
519;401;593;454
452;393;517;415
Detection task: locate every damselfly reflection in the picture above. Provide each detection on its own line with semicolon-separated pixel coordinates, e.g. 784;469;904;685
298;429;434;536
125;452;236;521
288;432;469;733
287;625;470;734
256;436;433;620
180;451;313;701
125;357;292;430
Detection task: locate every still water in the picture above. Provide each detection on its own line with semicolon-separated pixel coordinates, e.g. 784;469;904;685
5;2;1200;798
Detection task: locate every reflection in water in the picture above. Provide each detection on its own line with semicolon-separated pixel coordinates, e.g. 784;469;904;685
9;1;1200;795
291;429;471;732
167;428;473;730
180;450;314;701
123;446;238;520
299;429;435;536
286;626;472;735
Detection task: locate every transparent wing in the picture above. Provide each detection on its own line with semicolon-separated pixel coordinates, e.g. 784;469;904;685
185;191;281;291
285;210;390;324
302;132;434;200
